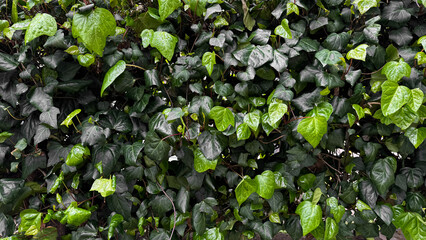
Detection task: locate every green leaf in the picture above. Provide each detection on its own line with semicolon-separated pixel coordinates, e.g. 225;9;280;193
295;201;322;236
381;58;411;82
389;106;418;130
90;176;116;197
198;130;227;160
352;104;365;120
268;102;287;126
418;35;426;49
108;214;123;240
374;204;393;226
77;54;95;67
140;29;154;48
40;107;60;129
194;148;218;173
370;158;395;196
405;127;426;149
244;112;261;131
202;51;216;76
401;168;424;189
307;102;333;120
158;0;182;21
101;60;126;97
30;87;53;112
393;212;426;240
348;113;356;127
209;106;235;131
346;44;368;61
287;2;299;15
235;176;257;205
65;143;90;166
0;132;13;143
123;141;144;166
144;131;170;163
150;31;178;61
60;109;81;127
64;202;91;226
415;52;426;65
25;13;57;44
353;0;379;14
408;88;424;112
241;0;255;31
236;122;251;141
72;8;116;56
315;49;343;67
297;173;316;191
274;19;292;39
380;81;411;116
0;52;19;71
312;188;322;205
254;170;275;199
297;116;328;148
18;209;42;235
356;200;372;211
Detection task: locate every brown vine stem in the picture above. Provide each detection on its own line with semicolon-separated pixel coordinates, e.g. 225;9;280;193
3;107;25;121
161;133;182;141
156;181;176;240
126;64;146;71
318;154;342;175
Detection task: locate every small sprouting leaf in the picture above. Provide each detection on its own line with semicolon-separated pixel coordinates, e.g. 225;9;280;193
194;147;218;173
418;35;426;49
108;214;124;240
347;113;356;127
101;60;126;97
268;102;287;126
0;132;13;143
25;13;57;44
244;111;261;131
297;116;328;148
274;19;292;39
77;53;95;67
415;52;426;65
18;209;42;235
140;29;154;48
64;202;91;226
287;2;299;15
356;200;372;211
65;45;80;55
209;106;235;131
60;109;81;127
295;201;322;236
90;176;116;197
202;51;216;76
346;44;368;61
235;176;257;205
65;144;90;166
324;217;338;240
381;58;411;82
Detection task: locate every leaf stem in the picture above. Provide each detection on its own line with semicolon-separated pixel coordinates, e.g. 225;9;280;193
126;64;146;71
156;181;176;240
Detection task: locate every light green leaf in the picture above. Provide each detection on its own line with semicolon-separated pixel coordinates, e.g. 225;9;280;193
64;202;91;226
18;209;42;235
90;176;116;197
101;60;126;97
287;2;299;15
60;109;81;127
405;127;426;148
346;44;368;61
65;143;90;166
72;8;116;56
352;104;365;120
274;19;292;39
65;45;80;55
140;29;154;48
158;0;182;21
307;102;333;120
235;176;257;205
151;31;178;61
415;52;426;65
25;13;57;44
389;106;418;130
194;148;218;173
324;217;338;240
244;112;261;131
315;49;343;67
347;113;356;127
418;35;426;49
202;51;216;76
295;201;322;236
254;170;275;199
408;88;424;112
108;214;124;240
393;212;426;240
268;102;287;126
209;106;235;131
312;188;322;205
241;0;255;31
0;132;13;143
77;54;95;67
236;123;251;141
380;81;411;116
353;0;379;14
381;58;411;82
297;116;328;148
356;200;372;211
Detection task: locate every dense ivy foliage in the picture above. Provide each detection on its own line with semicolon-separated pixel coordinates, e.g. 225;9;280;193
1;0;426;239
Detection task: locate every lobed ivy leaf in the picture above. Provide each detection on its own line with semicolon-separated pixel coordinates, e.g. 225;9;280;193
65;144;90;166
297;116;328;148
381;58;411;82
346;44;368;61
353;0;380;14
209;106;235;131
158;0;182;21
370;158;395;196
25;13;57;44
18;209;42;235
150;31;178;61
90;176;116;197
274;19;292;39
315;49;343;67
404;127;426;149
194;147;218;173
235;176;257;205
380;81;411;116
295;200;322;236
63;202;91;226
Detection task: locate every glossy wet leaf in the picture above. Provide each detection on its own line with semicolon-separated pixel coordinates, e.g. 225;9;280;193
296;201;322;236
236;122;251;140
65;144;90;166
150;31;178;61
18;209;42;235
60;109;81;127
324;217;338;240
202;51;216;76
370;158;395;196
380;81;411;116
158;0;182;21
346;44;368;61
381;58;411;82
25;13;57;44
64;202;91;226
209;106;235;131
90;176;116;197
235;176;257;205
268;102;287;126
77;54;95;67
315;49;343;67
194;148;218;173
274;19;292;39
255;170;275;199
353;0;379;14
297;116;327;148
101;60;126;97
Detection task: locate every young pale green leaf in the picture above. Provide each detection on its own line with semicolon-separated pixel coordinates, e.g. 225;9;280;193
415;52;426;65
140;29;154;48
60;109;81;127
307;102;333;120
65;45;80;55
108;214;124;240
194;148;218;173
393;212;426;240
158;0;182;21
380;81;411;116
25;13;57;44
315;49;343;67
408;88;424;112
72;8;116;56
297;116;327;148
370;158;395;196
235;176;257;205
65;144;90;166
295;201;322;236
324;217;338;240
244;112;261;131
274;19;292;39
346;44;368;61
418;35;426;49
353;0;379;14
287;2;299;15
0;132;13;143
268;102;287;126
381;58;411;82
405;127;426;148
64;202;91;226
352;104;365;120
101;60;126;97
77;54;95;67
150;31;178;61
90;176;116;197
254;170;275;199
236;123;251;141
18;209;42;235
311;188;322;205
202;51;216;76
356;200;372;211
209;106;235;131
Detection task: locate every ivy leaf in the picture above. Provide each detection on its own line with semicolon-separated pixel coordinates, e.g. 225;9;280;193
0;52;19;71
101;60;126;97
235;176;257;205
380;81;411;116
297;116;327;148
30;88;53;112
418;35;426;49
324;217;338;240
287;2;299;15
90;176;116;197
315;49;343;67
64;202;91;226
295;201;322;236
151;31;178;61
370;158;395;196
158;0;182;21
144;131;170;163
353;0;379;14
307;102;333;120
123;141;144;166
346;44;368;61
356;199;372;211
393;212;426;240
268;102;287;126
65;143;90;166
25;13;57;44
198;130;227;160
77;54;95;67
194;148;218;173
244;112;261;131
18;209;42;235
237;123;251;141
407;88;424;112
209;106;235;131
381;58;411;82
140;29;154;48
374;204;393;226
60;109;81;127
404;127;426;148
40;107;60;129
202;51;216;76
274;19;292;39
254;170;275;199
72;8;116;56
415;52;426;65
108;214;124;240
